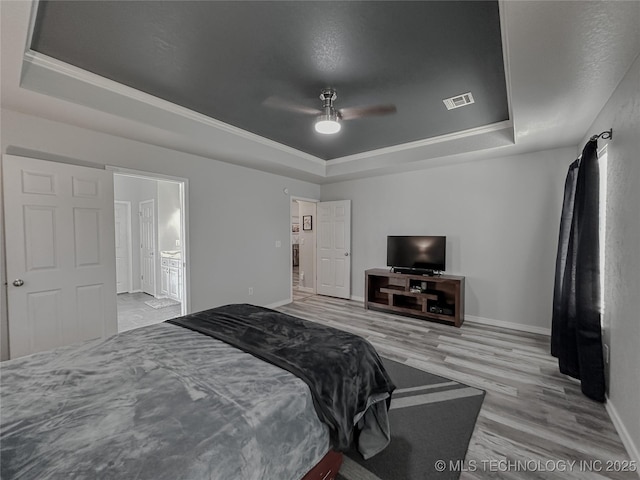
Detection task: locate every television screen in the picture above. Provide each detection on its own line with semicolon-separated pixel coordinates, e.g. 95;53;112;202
387;236;446;272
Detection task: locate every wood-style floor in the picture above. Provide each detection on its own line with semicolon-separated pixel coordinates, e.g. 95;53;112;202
292;266;315;302
278;295;636;480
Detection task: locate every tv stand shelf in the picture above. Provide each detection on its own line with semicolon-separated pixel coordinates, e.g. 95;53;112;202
365;268;465;327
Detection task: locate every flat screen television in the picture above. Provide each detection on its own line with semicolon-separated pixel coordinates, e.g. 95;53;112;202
387;236;446;274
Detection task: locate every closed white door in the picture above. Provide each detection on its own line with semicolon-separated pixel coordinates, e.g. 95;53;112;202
3;155;117;359
139;199;156;296
114;201;131;293
316;200;351;299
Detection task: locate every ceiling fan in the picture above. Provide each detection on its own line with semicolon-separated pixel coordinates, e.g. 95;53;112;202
263;88;397;135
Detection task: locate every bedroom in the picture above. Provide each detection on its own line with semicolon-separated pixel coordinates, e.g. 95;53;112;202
1;1;639;479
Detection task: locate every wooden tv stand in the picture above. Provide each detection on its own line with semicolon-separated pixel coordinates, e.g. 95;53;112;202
365;268;465;327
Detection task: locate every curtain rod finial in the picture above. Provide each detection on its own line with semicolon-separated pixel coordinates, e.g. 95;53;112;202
590;129;612;142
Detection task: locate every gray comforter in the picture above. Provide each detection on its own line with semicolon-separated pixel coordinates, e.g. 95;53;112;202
1;322;330;479
168;304;396;457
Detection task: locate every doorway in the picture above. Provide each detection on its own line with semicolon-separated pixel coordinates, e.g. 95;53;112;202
291;198;317;302
112;170;188;332
114;201;132;294
139;198;156;296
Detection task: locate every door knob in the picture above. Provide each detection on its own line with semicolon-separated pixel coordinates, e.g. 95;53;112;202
344;252;350;256
13;279;24;287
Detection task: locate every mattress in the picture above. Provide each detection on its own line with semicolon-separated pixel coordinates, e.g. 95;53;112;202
1;322;330;479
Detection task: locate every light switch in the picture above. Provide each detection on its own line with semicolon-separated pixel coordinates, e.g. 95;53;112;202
275;240;282;248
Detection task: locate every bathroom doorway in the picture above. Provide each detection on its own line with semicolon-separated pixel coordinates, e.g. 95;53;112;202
290;198;317;302
112;169;188;332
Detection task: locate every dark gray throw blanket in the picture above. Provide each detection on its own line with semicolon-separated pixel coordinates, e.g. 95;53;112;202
167;304;396;456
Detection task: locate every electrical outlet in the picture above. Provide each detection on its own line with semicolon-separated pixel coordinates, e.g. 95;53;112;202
603;344;609;364
248;287;254;296
275;240;281;248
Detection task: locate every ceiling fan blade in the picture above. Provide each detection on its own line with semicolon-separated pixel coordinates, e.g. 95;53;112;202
339;104;397;121
262;96;321;115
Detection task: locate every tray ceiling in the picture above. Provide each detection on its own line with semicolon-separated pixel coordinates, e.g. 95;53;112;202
31;1;509;161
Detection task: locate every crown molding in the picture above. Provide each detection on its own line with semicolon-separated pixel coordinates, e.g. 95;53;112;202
499;1;516;141
22;51;327;169
22;50;518;181
326;120;514;167
20;50;520;182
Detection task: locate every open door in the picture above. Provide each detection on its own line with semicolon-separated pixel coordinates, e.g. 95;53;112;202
316;200;351;299
3;155;117;358
139;199;156;296
114;201;131;294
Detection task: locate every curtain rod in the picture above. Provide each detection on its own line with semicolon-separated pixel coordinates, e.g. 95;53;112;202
590;129;612;142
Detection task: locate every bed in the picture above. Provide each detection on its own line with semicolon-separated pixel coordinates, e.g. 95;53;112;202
1;304;395;479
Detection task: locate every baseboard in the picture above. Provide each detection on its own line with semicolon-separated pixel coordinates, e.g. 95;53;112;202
296;287;314;293
276;295;549;337
266;299;291;309
605;398;640;471
465;314;551;336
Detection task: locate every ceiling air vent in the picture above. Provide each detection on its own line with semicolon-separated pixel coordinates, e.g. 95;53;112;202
443;92;475;110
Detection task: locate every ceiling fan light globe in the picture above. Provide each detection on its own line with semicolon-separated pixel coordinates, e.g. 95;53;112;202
315;118;341;135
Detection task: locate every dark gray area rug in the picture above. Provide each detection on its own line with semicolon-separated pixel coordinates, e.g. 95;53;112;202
338;358;485;480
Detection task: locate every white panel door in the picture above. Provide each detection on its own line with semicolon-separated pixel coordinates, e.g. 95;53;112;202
139;199;156;296
3;155;117;359
316;200;351;299
114;201;131;294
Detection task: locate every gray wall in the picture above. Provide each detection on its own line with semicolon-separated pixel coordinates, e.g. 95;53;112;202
321;147;577;331
580;52;639;463
158;181;181;253
0;109;321;359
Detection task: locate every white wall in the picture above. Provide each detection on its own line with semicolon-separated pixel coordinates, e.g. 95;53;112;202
114;175;158;292
581;52;640;464
321;147;577;331
0;109;320;360
158;181;181;253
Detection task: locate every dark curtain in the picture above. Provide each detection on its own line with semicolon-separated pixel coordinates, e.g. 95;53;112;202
551;139;605;402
